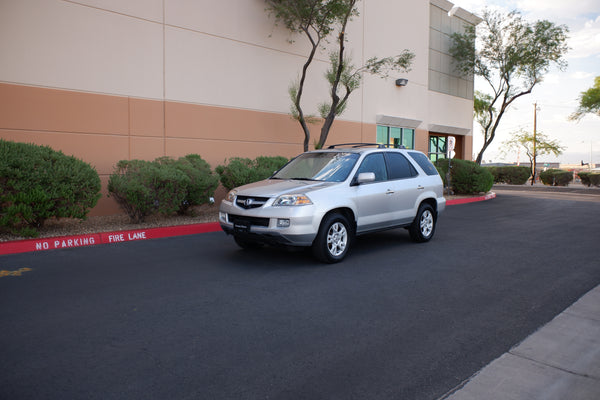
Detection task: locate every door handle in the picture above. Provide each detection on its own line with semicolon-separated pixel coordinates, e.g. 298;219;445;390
417;185;425;190
386;189;395;195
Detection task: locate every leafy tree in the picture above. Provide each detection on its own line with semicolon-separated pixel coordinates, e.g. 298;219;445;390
266;0;414;151
450;9;569;165
502;129;564;184
569;76;600;121
474;90;494;134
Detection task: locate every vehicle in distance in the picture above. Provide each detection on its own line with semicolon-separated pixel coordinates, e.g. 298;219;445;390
219;144;445;263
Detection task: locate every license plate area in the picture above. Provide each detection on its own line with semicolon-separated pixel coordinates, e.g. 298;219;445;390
234;223;250;233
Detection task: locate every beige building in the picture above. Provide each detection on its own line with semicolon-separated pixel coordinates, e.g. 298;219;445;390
0;0;481;215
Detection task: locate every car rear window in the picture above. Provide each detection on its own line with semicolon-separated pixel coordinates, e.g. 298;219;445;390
408;152;439;176
385;153;417;179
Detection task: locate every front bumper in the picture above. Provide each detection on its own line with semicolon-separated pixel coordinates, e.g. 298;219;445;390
219;200;319;247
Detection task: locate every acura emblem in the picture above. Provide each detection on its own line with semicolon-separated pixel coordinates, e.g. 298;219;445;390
244;198;254;207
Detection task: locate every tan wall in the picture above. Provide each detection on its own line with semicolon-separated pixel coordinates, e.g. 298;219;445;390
0;83;381;215
0;82;471;215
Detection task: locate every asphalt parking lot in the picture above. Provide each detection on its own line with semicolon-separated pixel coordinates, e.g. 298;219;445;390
1;189;599;400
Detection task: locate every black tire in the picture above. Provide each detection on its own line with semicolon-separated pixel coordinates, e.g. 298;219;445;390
312;213;352;263
233;235;264;250
409;203;436;243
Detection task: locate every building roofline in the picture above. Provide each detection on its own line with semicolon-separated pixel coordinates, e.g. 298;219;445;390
430;0;483;25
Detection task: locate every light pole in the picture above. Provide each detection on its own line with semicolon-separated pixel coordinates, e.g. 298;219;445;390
531;102;539;185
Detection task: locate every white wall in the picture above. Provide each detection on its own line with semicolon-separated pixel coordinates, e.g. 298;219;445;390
0;0;164;99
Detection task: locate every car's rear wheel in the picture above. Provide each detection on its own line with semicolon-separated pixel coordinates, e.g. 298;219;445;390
409;203;436;242
312;213;352;263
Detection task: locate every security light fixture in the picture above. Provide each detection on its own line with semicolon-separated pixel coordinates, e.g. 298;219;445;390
395;78;408;87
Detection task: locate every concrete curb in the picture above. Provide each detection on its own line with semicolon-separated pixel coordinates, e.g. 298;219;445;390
0;194;496;256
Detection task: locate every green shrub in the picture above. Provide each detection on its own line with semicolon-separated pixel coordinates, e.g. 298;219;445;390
155;155;219;214
539;169;573;186
215;158;255;191
436;158;494;194
579;171;591;187
255;156;289;179
486;166;531;185
216;156;289;190
108;160;186;223
0;139;101;237
109;154;219;222
578;172;600;187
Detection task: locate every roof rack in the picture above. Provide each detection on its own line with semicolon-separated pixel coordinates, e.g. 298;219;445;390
327;143;406;149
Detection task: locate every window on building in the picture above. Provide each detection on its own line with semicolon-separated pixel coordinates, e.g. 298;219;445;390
429;135;447;162
376;126;414;149
428;4;476;100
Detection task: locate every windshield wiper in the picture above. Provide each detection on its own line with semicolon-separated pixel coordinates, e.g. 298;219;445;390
290;177;319;181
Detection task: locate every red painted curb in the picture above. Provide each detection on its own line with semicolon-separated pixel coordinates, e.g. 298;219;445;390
446;192;496;206
0;222;222;256
1;193;496;256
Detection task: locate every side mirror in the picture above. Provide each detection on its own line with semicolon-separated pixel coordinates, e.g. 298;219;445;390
357;172;376;184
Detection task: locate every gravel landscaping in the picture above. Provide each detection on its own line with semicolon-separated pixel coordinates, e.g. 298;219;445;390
0;205;220;242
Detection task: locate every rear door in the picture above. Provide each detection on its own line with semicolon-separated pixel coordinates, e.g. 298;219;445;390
383;152;421;225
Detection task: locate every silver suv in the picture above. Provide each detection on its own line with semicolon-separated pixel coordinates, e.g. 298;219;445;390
219;144;445;263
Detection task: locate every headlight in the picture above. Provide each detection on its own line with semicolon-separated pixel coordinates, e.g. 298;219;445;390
273;194;313;206
226;189;237;202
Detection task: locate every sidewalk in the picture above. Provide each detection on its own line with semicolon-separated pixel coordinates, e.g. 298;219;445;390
439;284;600;400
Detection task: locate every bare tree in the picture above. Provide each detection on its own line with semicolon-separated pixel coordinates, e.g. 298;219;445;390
266;0;414;150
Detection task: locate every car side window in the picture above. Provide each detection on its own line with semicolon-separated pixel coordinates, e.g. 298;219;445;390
385;153;417;179
357;153;388;182
408;151;439;176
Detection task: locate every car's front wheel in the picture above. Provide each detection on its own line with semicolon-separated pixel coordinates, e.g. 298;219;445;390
312;213;352;263
409;203;436;243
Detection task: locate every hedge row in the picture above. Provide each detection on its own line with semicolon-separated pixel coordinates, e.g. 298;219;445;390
435;158;494;194
485;166;531;185
0;139;101;237
0;139;290;236
578;172;600;187
108;155;288;222
108;155;219;223
539;169;573;186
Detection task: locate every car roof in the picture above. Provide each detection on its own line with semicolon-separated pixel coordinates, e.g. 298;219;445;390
311;143;413;154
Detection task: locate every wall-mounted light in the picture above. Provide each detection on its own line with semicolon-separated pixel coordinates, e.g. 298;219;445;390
395;78;408;87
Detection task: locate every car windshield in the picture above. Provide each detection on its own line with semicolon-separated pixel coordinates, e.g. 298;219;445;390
272;152;359;182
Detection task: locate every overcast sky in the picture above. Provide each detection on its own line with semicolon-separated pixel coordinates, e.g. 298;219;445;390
451;0;600;165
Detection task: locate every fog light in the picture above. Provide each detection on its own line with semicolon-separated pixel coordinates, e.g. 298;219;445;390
277;218;290;228
219;212;227;222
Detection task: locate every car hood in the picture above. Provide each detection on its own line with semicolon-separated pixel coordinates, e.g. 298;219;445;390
235;179;339;197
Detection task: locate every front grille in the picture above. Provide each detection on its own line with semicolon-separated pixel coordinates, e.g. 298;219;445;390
235;196;269;210
228;214;270;227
